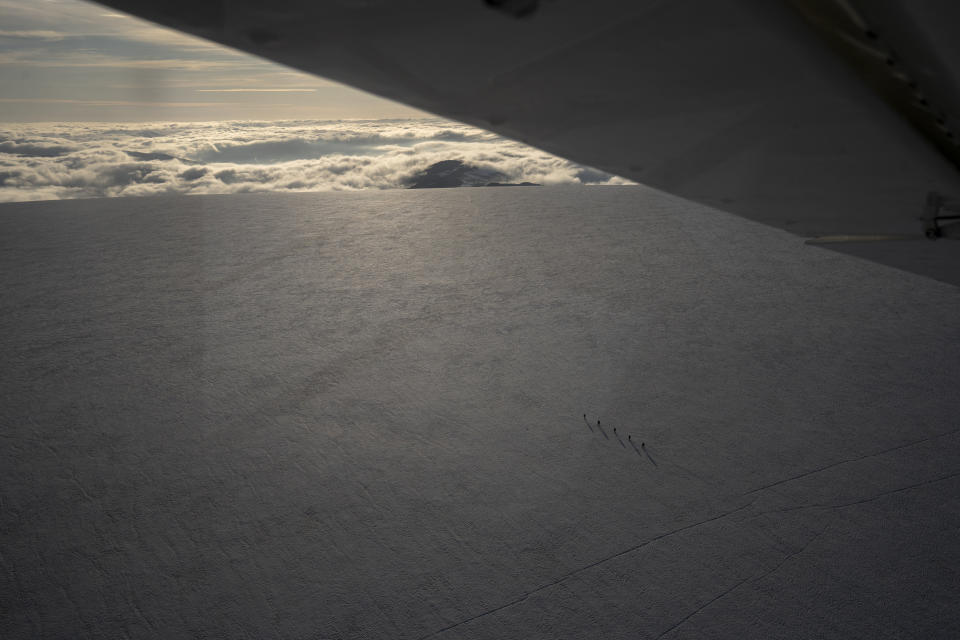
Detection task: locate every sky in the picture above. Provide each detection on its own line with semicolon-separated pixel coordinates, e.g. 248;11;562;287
0;0;633;201
0;0;427;122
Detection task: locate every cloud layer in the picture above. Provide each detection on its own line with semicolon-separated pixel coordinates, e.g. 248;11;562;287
0;119;632;202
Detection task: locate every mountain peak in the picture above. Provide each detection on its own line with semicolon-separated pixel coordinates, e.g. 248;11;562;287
405;160;539;188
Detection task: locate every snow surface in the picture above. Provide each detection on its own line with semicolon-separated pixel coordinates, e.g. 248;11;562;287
1;185;959;639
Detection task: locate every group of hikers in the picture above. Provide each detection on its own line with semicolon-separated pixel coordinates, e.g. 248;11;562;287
583;414;645;451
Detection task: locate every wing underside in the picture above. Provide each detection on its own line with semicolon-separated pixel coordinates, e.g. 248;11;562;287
92;1;960;257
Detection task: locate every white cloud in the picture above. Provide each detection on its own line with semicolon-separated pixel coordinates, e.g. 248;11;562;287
0;119;633;202
0;29;65;40
0;51;256;70
195;89;318;93
0;97;243;107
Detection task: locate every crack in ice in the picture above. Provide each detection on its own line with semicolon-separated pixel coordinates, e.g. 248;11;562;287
754;470;960;518
743;427;960;496
653;575;752;640
655;523;830;639
416;501;754;640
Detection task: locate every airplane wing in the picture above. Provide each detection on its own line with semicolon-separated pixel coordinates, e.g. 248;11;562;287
93;0;960;283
